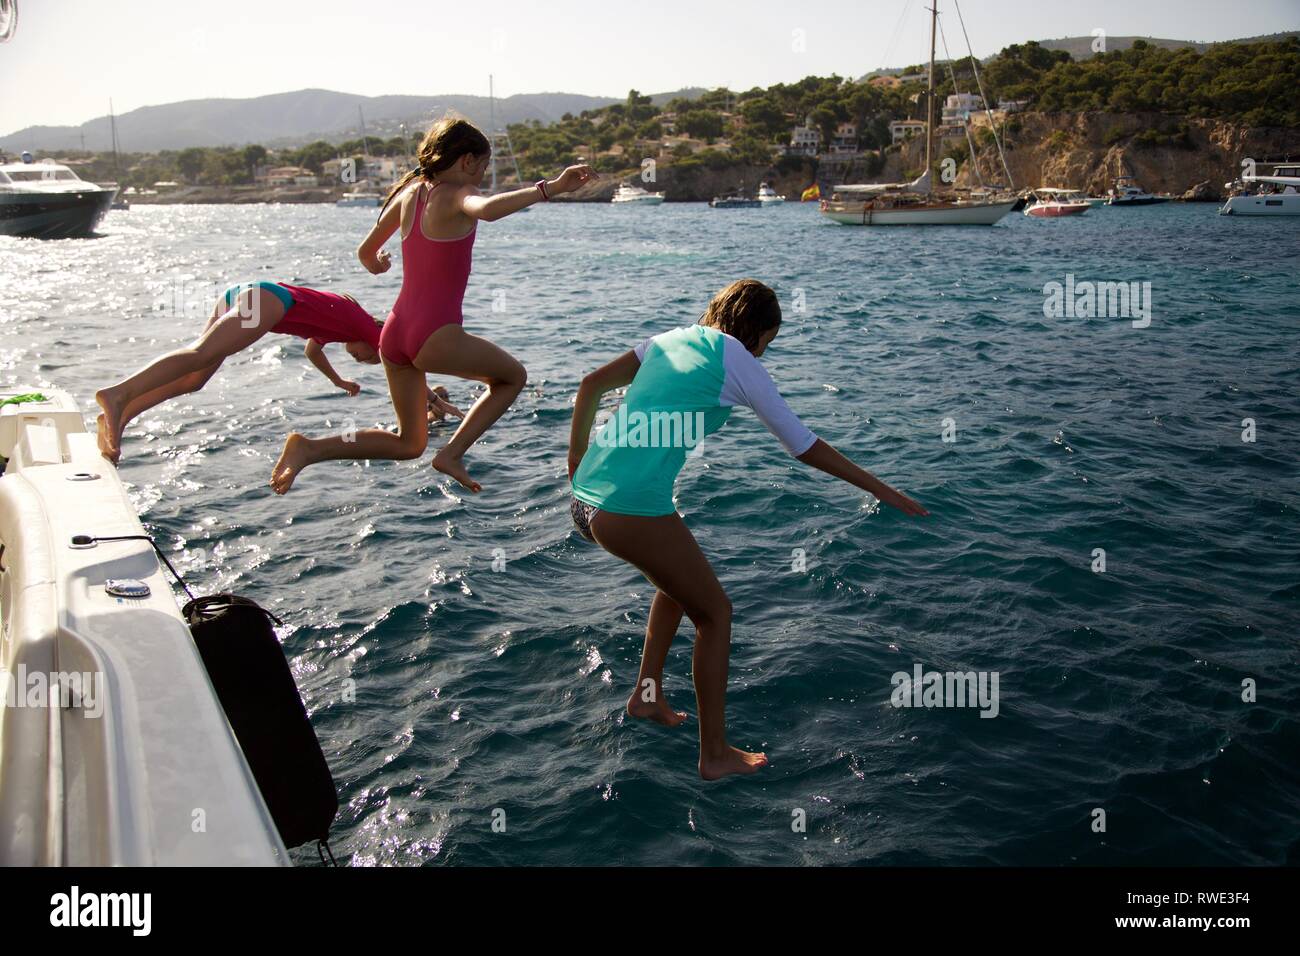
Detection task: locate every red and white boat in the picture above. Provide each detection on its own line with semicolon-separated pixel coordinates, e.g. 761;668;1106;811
1024;188;1091;218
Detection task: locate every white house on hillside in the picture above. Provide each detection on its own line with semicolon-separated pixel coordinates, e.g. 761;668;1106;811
942;93;985;126
829;122;859;155
786;119;821;157
889;119;926;145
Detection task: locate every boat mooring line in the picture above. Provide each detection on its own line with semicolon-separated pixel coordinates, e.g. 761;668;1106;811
69;533;196;602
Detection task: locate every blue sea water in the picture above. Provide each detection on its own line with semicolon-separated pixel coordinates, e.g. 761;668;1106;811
2;200;1298;866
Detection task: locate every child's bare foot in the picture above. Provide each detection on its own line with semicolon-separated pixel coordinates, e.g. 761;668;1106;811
95;413;119;464
432;447;481;493
94;388;125;462
270;433;313;494
699;746;769;781
626;695;688;727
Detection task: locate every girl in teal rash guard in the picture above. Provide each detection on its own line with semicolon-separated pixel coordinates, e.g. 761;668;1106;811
568;279;930;782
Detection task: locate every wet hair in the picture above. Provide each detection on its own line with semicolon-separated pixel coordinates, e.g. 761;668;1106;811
698;279;782;352
380;115;491;216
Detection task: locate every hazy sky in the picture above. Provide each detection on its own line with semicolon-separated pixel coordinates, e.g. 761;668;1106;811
2;0;1297;132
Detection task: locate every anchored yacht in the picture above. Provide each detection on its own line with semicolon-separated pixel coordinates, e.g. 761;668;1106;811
1106;176;1169;206
1220;164;1300;216
0;156;117;239
818;1;1016;227
611;182;665;204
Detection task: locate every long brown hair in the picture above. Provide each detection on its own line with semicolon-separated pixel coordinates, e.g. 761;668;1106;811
380;115;491;216
698;279;782;351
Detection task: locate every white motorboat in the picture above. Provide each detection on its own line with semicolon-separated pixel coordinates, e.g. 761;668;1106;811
336;188;383;207
611;182;665;204
1106;176;1169;206
1219;164;1300;216
0;155;117;239
0;389;287;865
757;182;785;204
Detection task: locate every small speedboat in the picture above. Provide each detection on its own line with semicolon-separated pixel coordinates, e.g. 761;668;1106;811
757;182;785;204
0;155;117;239
336;188;383;207
1024;187;1091;217
709;193;761;208
611;182;665;204
1107;176;1169;206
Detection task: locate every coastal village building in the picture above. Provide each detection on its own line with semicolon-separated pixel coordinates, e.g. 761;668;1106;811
828;122;860;155
266;165;317;187
942;93;985;126
322;155;404;187
890;119;927;145
786;120;821;157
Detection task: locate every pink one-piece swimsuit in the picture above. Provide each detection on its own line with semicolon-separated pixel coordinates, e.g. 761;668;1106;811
378;181;476;366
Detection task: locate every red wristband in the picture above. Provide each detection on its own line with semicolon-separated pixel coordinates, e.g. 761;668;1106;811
535;179;549;201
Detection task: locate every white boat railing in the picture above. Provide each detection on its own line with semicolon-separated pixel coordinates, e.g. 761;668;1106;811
0;390;286;865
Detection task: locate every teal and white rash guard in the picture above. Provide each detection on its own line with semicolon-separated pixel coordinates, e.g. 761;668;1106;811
571;325;818;517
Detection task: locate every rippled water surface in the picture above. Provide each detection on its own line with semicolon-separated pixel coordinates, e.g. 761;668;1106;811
2;200;1298;865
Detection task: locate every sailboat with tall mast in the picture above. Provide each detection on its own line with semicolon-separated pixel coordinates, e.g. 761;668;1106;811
108;99;129;210
485;75;525;197
819;0;1015;226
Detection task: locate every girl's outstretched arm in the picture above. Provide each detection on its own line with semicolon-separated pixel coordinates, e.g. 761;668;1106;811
568;350;640;478
462;164;596;222
304;339;359;395
357;191;405;274
797;439;929;516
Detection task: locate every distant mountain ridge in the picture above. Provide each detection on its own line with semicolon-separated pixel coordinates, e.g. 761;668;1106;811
0;87;704;153
5;29;1296;153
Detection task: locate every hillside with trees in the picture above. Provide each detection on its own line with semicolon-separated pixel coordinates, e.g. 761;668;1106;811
13;36;1295;198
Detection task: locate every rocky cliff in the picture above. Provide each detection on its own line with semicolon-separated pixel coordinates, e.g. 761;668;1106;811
950;112;1300;199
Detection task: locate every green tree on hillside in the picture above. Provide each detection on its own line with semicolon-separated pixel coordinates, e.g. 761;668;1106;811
679;109;724;143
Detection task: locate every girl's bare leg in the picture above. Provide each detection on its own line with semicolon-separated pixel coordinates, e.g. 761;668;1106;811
589;511;768;781
270;360;429;494
412;324;526;493
96;289;284;461
117;363;222;428
626;591;689;727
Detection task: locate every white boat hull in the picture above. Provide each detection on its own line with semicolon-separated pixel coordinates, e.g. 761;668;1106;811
1219;193;1300;216
820;198;1017;225
612;195;665;205
0;390;287;865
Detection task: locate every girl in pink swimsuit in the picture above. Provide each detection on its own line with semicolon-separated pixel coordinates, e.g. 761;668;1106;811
269;117;594;495
95;281;383;463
